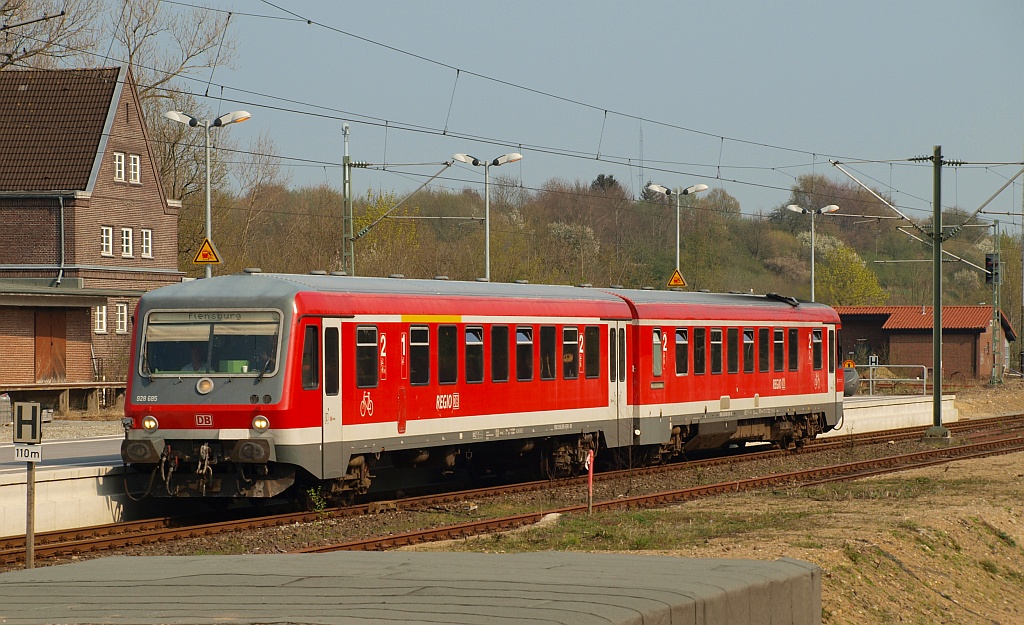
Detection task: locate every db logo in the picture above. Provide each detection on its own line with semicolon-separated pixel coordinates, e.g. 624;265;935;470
195;414;213;427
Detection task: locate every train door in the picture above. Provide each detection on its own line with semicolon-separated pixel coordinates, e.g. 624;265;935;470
322;318;344;478
608;321;629;446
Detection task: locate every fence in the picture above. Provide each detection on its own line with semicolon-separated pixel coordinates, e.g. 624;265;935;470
855;364;929;396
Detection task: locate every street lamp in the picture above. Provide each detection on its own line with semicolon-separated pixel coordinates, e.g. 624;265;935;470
452;152;522;281
164;109;252;278
645;182;709;273
786;204;840;302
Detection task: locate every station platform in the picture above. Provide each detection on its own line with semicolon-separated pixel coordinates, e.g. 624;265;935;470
0;394;957;537
0;551;821;625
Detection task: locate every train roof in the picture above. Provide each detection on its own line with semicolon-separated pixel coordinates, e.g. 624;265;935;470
602;287;840;323
138;272;839;323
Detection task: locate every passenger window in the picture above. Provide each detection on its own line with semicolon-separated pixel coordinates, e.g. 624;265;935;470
618;328;625;382
813;329;823;370
759;328;770;373
439;325;457;385
563;327;579;379
675;328;688;375
773;328;785;372
743;329;755;373
491;325;509;382
410;326;430;385
727;328;738;374
652;329;663;377
829;329;836;373
711;329;723;374
301;326;318;390
584;326;600;378
540;325;556;380
465;327;484;383
325;326;340;395
609;327;617;382
355;326;377;389
694;328;706;375
789;328;799;371
516;326;533;381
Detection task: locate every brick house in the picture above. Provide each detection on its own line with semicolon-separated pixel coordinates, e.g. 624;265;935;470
836;306;1016;381
0;66;182;411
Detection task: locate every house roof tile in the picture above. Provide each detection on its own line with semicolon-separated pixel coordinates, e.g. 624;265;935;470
835;305;1017;341
0;67;119;191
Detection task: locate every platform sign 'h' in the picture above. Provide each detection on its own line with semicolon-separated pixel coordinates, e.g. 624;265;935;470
13;402;41;444
12;402;41;570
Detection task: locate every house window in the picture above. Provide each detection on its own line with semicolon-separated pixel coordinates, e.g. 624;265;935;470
141;229;152;258
121;228;133;257
113;152;125;181
129;155;140;183
94;305;107;334
101;226;113;256
115;303;128;334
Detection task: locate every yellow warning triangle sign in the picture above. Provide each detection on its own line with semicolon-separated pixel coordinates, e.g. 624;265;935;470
193;238;222;265
667;269;687;288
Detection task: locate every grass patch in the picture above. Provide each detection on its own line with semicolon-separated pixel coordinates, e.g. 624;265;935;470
442;507;813;553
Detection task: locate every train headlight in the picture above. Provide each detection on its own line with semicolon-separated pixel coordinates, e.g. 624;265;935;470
252;415;270;431
196;377;214;395
142;415;159;431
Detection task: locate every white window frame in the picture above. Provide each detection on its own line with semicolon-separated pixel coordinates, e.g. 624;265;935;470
121;228;133;257
100;226;113;256
115;303;129;334
129;154;140;183
140;228;153;258
113;152;125;181
95;305;107;334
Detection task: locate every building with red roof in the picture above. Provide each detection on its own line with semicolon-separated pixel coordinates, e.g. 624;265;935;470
835;306;1016;381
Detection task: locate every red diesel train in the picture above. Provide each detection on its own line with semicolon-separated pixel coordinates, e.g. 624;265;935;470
120;271;844;500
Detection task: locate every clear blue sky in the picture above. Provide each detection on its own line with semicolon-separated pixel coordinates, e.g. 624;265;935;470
172;1;1024;228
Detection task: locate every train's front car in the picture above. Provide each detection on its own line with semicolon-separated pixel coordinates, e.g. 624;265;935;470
121;275;298;498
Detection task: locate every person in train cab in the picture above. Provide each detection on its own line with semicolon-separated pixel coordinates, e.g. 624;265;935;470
181;345;206;372
255;343;276;373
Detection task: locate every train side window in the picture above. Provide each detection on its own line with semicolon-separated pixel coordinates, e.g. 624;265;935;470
516;326;534;381
410;326;430;385
609;327;616;382
727;328;739;374
618;328;626;382
301;326;319;390
813;329;823;370
773;328;785;372
788;328;799;371
584;326;600;378
540;325;556;380
325;326;340;395
438;324;458;385
355;326;378;388
563;327;579;379
491;325;509;382
828;329;836;373
758;328;769;372
693;328;706;375
675;328;688;375
652;329;663;377
743;329;755;373
465;327;484;383
711;329;723;374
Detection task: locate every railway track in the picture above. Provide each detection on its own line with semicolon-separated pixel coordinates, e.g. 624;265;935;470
3;414;1023;567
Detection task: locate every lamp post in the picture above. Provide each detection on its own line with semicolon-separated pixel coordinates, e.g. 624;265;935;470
786;204;840;302
645;182;709;273
164;109;252;278
452;152;522;281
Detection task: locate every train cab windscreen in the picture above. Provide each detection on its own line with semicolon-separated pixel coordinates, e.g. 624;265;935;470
140;310;282;377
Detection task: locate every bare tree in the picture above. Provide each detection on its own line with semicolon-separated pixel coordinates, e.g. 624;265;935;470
1;0;100;70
